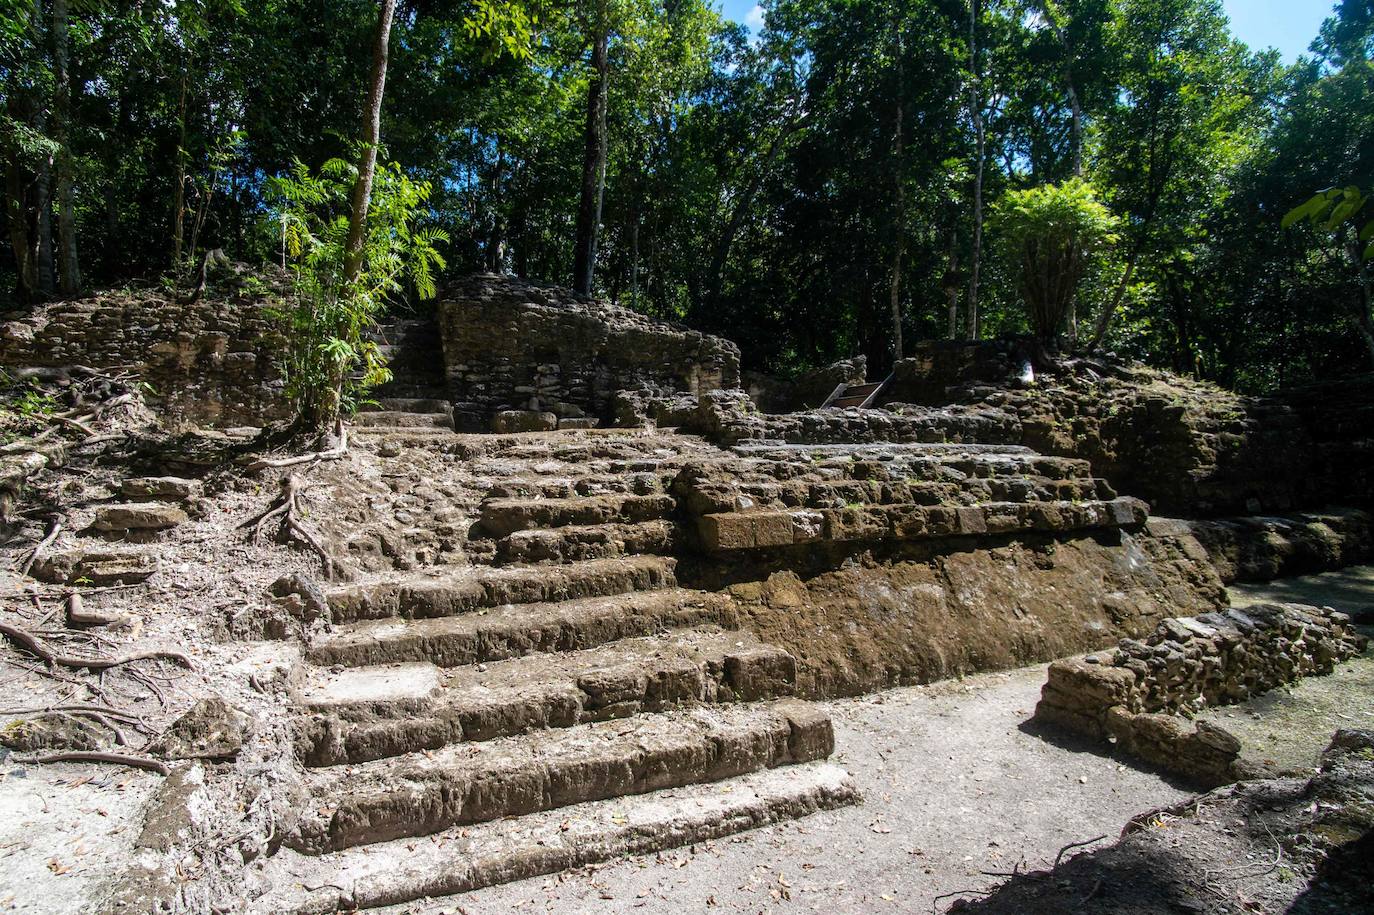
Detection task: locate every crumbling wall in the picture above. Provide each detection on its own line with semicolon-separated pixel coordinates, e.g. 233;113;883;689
696;355;1374;517
436;275;740;426
1176;508;1374;583
1034;603;1367;784
0;286;287;427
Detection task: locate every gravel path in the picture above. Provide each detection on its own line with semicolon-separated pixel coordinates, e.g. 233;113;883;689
411;663;1192;915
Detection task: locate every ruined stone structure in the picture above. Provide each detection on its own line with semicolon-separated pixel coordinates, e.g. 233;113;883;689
436;274;740;430
4;276;1371;912
1034;604;1366;784
0;282;288;427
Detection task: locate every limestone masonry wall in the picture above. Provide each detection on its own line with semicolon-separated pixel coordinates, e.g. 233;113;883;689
0;286;287;427
437;274;740;426
1034;603;1367;784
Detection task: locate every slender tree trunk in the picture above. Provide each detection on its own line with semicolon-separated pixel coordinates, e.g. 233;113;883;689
965;0;984;342
945;239;960;339
343;0;397;286
572;13;609;296
5;161;37;300
888;46;906;364
1351;234;1374;368
1068;82;1084;177
486;147;506;272
172;71;188;268
36;161;54;297
630;207;640;310
1093;239;1142;346
50;0;79;295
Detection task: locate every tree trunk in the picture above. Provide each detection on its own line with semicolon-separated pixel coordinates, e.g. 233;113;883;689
172;71;188;268
1092;238;1142;346
1036;1;1083;178
1068;81;1084;178
1351;234;1374;368
36;161;54;297
50;0;79;295
485;147;506;272
342;0;397;287
945;238;960;339
5;160;37;300
629;207;640;311
888;43;906;364
572;14;609;296
965;0;984;342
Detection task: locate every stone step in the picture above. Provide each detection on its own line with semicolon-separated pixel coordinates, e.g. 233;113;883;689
361;398;453;414
254;762;859;914
292;628;797;765
350;411;453;429
478;494;676;538
496;519;677;564
696;497;1148;551
326;555;678;623
486;472;669;500
284;700;835;855
307;588;732;669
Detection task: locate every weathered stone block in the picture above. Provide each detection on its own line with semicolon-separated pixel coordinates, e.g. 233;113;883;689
492;410;558;433
119;476;202;501
91;502;188;532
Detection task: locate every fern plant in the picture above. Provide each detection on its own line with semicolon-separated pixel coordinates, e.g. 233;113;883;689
266;157;448;428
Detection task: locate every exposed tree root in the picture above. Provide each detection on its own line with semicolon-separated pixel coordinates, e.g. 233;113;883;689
247;418;348;472
0;622;193;672
17;519;62;579
239;472;337;577
13;750;169;775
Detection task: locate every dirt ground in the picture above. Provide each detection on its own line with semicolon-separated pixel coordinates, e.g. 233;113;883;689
389;567;1374;915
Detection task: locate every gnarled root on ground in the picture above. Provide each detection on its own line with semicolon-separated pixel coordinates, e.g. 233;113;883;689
247;417;348;472
239;472;337;578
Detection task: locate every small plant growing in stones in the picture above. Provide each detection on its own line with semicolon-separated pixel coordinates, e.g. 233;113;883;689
266;157;448;428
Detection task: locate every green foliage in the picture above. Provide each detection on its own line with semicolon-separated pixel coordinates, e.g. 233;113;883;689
0;370;58;443
266;158;448;427
992;178;1119;340
1285;186;1373;261
4;0;1373;388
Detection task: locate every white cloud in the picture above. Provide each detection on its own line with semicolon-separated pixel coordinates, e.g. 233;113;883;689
745;4;765;32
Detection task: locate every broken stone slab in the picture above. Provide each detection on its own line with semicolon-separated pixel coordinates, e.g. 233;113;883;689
0;713;108;752
491;410;558;433
33;546;158;585
557;417;599;430
118;476;202;502
90;502;188;533
150;697;250;761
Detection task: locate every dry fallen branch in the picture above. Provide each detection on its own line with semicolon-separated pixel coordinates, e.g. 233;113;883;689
0;621;193;672
1054;834;1108;868
248;418;349;472
12;750;169;775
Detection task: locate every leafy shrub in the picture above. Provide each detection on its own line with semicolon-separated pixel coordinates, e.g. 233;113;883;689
267;158;448;428
992;179;1119;343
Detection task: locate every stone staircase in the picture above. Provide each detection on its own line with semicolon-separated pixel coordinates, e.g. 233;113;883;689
258;431;858;912
355;317;458;431
822;379;887;409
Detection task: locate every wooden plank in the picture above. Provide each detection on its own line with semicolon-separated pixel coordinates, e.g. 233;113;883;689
819;381;851;409
856;372;893;409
